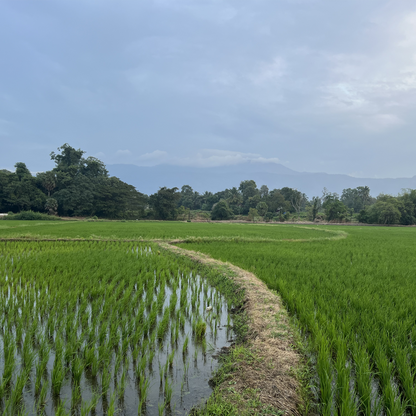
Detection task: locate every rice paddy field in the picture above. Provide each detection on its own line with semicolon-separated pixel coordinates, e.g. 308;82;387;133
0;239;242;415
1;220;416;415
0;221;331;241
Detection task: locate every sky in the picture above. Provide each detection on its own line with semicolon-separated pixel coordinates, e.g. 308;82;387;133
1;0;416;178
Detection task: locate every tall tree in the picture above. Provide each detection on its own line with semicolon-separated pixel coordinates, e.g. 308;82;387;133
149;187;181;220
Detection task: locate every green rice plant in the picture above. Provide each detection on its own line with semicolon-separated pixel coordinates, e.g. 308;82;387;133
71;385;82;409
148;348;155;369
394;344;416;412
132;344;141;362
81;391;99;416
148;308;158;330
98;342;111;369
335;346;356;416
168;349;175;368
139;377;150;406
15;319;24;345
184;360;190;376
51;357;65;397
3;341;16;388
374;345;407;416
150;328;157;345
71;356;84;385
37;380;49;410
101;368;111;397
352;342;373;415
107;392;117;416
22;336;36;372
179;312;186;331
55;400;70;416
64;341;76;365
164;377;173;406
9;369;28;412
83;343;95;371
316;335;334;416
195;317;206;341
117;368;127;399
158;401;166;416
136;355;147;379
91;352;100;378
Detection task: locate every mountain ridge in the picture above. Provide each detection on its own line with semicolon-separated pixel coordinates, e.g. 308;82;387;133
107;163;416;198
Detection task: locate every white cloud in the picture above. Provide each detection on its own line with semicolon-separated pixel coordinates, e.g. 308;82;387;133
129;149;280;168
316;7;416;134
136;150;169;165
108;148;281;168
116;149;132;156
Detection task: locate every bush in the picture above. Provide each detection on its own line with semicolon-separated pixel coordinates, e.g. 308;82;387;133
2;210;61;221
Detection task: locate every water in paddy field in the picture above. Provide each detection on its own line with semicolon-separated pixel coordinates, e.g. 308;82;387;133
0;251;235;416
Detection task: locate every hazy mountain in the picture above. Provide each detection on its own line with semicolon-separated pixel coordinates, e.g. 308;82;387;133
107;163;416;198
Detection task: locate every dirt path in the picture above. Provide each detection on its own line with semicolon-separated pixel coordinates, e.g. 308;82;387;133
160;241;304;416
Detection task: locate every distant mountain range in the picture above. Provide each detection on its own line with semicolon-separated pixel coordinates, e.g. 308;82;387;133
107;163;416;198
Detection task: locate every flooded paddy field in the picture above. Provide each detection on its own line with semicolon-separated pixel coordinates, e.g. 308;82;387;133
0;241;239;415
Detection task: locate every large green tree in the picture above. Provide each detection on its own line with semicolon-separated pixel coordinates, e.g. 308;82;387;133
341;186;372;213
4;163;46;212
149;187;181;220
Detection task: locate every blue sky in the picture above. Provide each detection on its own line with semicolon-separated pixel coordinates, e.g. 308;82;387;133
1;0;415;178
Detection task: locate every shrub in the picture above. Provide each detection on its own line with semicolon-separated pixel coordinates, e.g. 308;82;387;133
3;211;61;221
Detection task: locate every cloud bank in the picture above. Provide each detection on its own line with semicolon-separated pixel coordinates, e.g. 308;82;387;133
1;0;416;179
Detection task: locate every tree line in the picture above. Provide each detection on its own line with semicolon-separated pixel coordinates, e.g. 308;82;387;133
0;144;146;219
162;182;416;225
1;144;415;225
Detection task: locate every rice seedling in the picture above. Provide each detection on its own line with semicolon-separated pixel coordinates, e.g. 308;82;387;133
55;400;70;416
195;317;207;341
117;368;127;399
37;380;49;410
51;356;66;397
71;384;82;409
71;356;84;385
168;349;175;368
158;401;166;416
9;370;28;412
164;377;173;406
139;377;150;405
183;335;189;355
107;392;117;416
